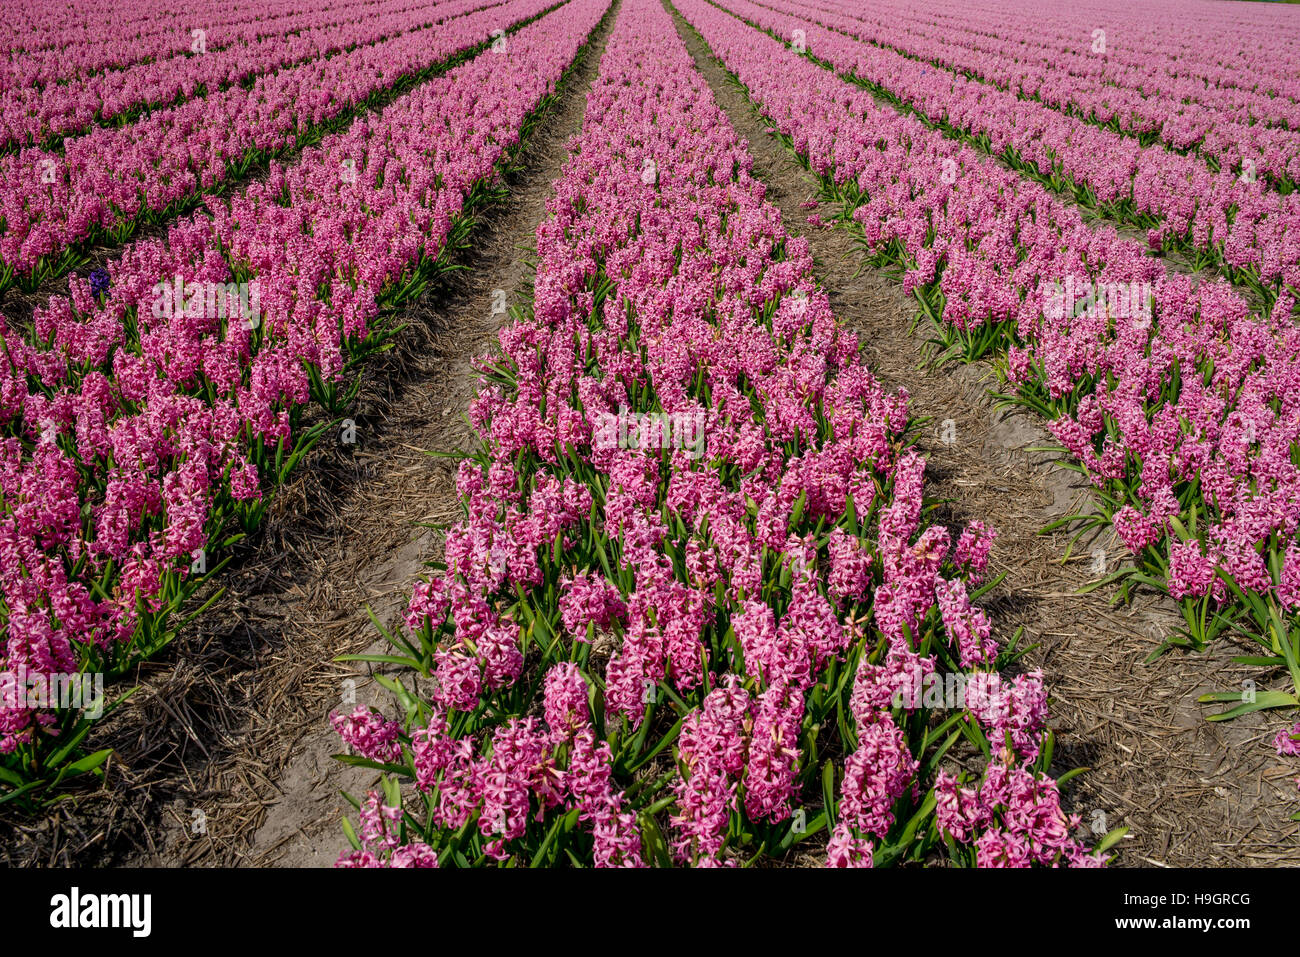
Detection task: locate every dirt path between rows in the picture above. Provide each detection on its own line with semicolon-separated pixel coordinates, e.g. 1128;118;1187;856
671;0;1300;866
211;10;616;870
208;18;614;869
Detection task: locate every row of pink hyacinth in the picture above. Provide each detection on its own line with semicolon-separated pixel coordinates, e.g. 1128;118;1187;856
695;0;1300;610
0;0;606;760
715;0;1300;306
334;0;1102;869
786;0;1300;192
867;0;1300;119
0;0;549;283
0;0;372;86
795;0;1300;178
676;0;1300;794
0;0;462;151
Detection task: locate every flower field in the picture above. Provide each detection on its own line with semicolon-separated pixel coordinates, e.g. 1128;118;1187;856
0;0;1297;874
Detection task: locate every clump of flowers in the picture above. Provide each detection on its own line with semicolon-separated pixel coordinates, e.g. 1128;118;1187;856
329;0;1102;870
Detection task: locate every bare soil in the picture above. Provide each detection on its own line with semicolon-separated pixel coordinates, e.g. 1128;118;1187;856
178;10;619;869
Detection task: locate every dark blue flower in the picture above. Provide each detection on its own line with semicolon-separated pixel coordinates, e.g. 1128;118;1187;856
89;268;110;298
